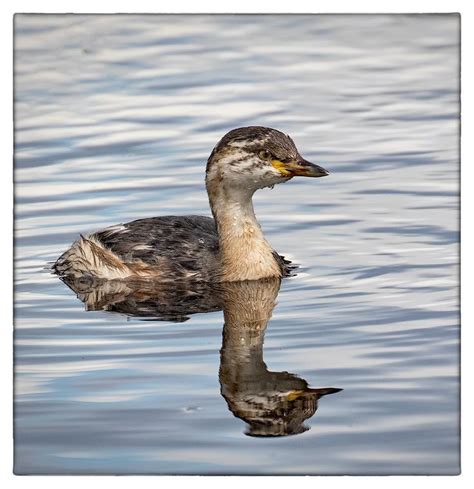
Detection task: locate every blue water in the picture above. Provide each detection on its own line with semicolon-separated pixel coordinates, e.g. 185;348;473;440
14;14;460;475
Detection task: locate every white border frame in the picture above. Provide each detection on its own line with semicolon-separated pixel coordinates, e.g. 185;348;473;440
2;1;471;487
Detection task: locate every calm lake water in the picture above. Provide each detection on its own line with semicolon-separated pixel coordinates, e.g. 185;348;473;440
14;14;460;475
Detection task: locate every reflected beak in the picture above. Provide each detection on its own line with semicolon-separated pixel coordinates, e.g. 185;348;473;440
272;158;329;178
286;387;342;402
306;387;343;398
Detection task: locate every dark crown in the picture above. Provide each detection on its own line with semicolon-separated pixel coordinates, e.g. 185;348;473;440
207;126;300;171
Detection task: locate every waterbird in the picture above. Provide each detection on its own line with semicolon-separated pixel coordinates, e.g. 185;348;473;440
53;126;329;283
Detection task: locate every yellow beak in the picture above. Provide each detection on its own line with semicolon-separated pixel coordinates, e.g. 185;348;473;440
272;158;329;177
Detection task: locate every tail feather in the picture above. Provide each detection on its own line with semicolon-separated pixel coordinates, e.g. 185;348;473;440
53;235;132;280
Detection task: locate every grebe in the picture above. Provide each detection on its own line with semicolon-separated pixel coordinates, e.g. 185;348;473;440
53;126;328;283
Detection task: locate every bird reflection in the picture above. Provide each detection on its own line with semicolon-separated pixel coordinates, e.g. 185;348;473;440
58;274;222;321
59;275;342;436
219;278;341;437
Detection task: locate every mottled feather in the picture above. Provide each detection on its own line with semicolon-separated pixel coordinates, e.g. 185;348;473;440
54;215;293;282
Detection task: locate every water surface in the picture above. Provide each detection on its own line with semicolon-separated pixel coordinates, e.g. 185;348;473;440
14;14;460;475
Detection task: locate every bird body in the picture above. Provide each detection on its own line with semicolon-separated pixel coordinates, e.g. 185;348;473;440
54;216;220;281
54;126;328;283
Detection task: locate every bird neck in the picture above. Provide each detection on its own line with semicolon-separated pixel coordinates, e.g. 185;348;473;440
206;182;281;282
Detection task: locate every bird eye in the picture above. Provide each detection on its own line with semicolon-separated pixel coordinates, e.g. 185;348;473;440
259;150;273;161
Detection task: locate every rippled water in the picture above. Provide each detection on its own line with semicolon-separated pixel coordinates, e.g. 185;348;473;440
14;14;460;475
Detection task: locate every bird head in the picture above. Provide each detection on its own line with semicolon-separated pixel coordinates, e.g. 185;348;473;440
206;126;329;194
